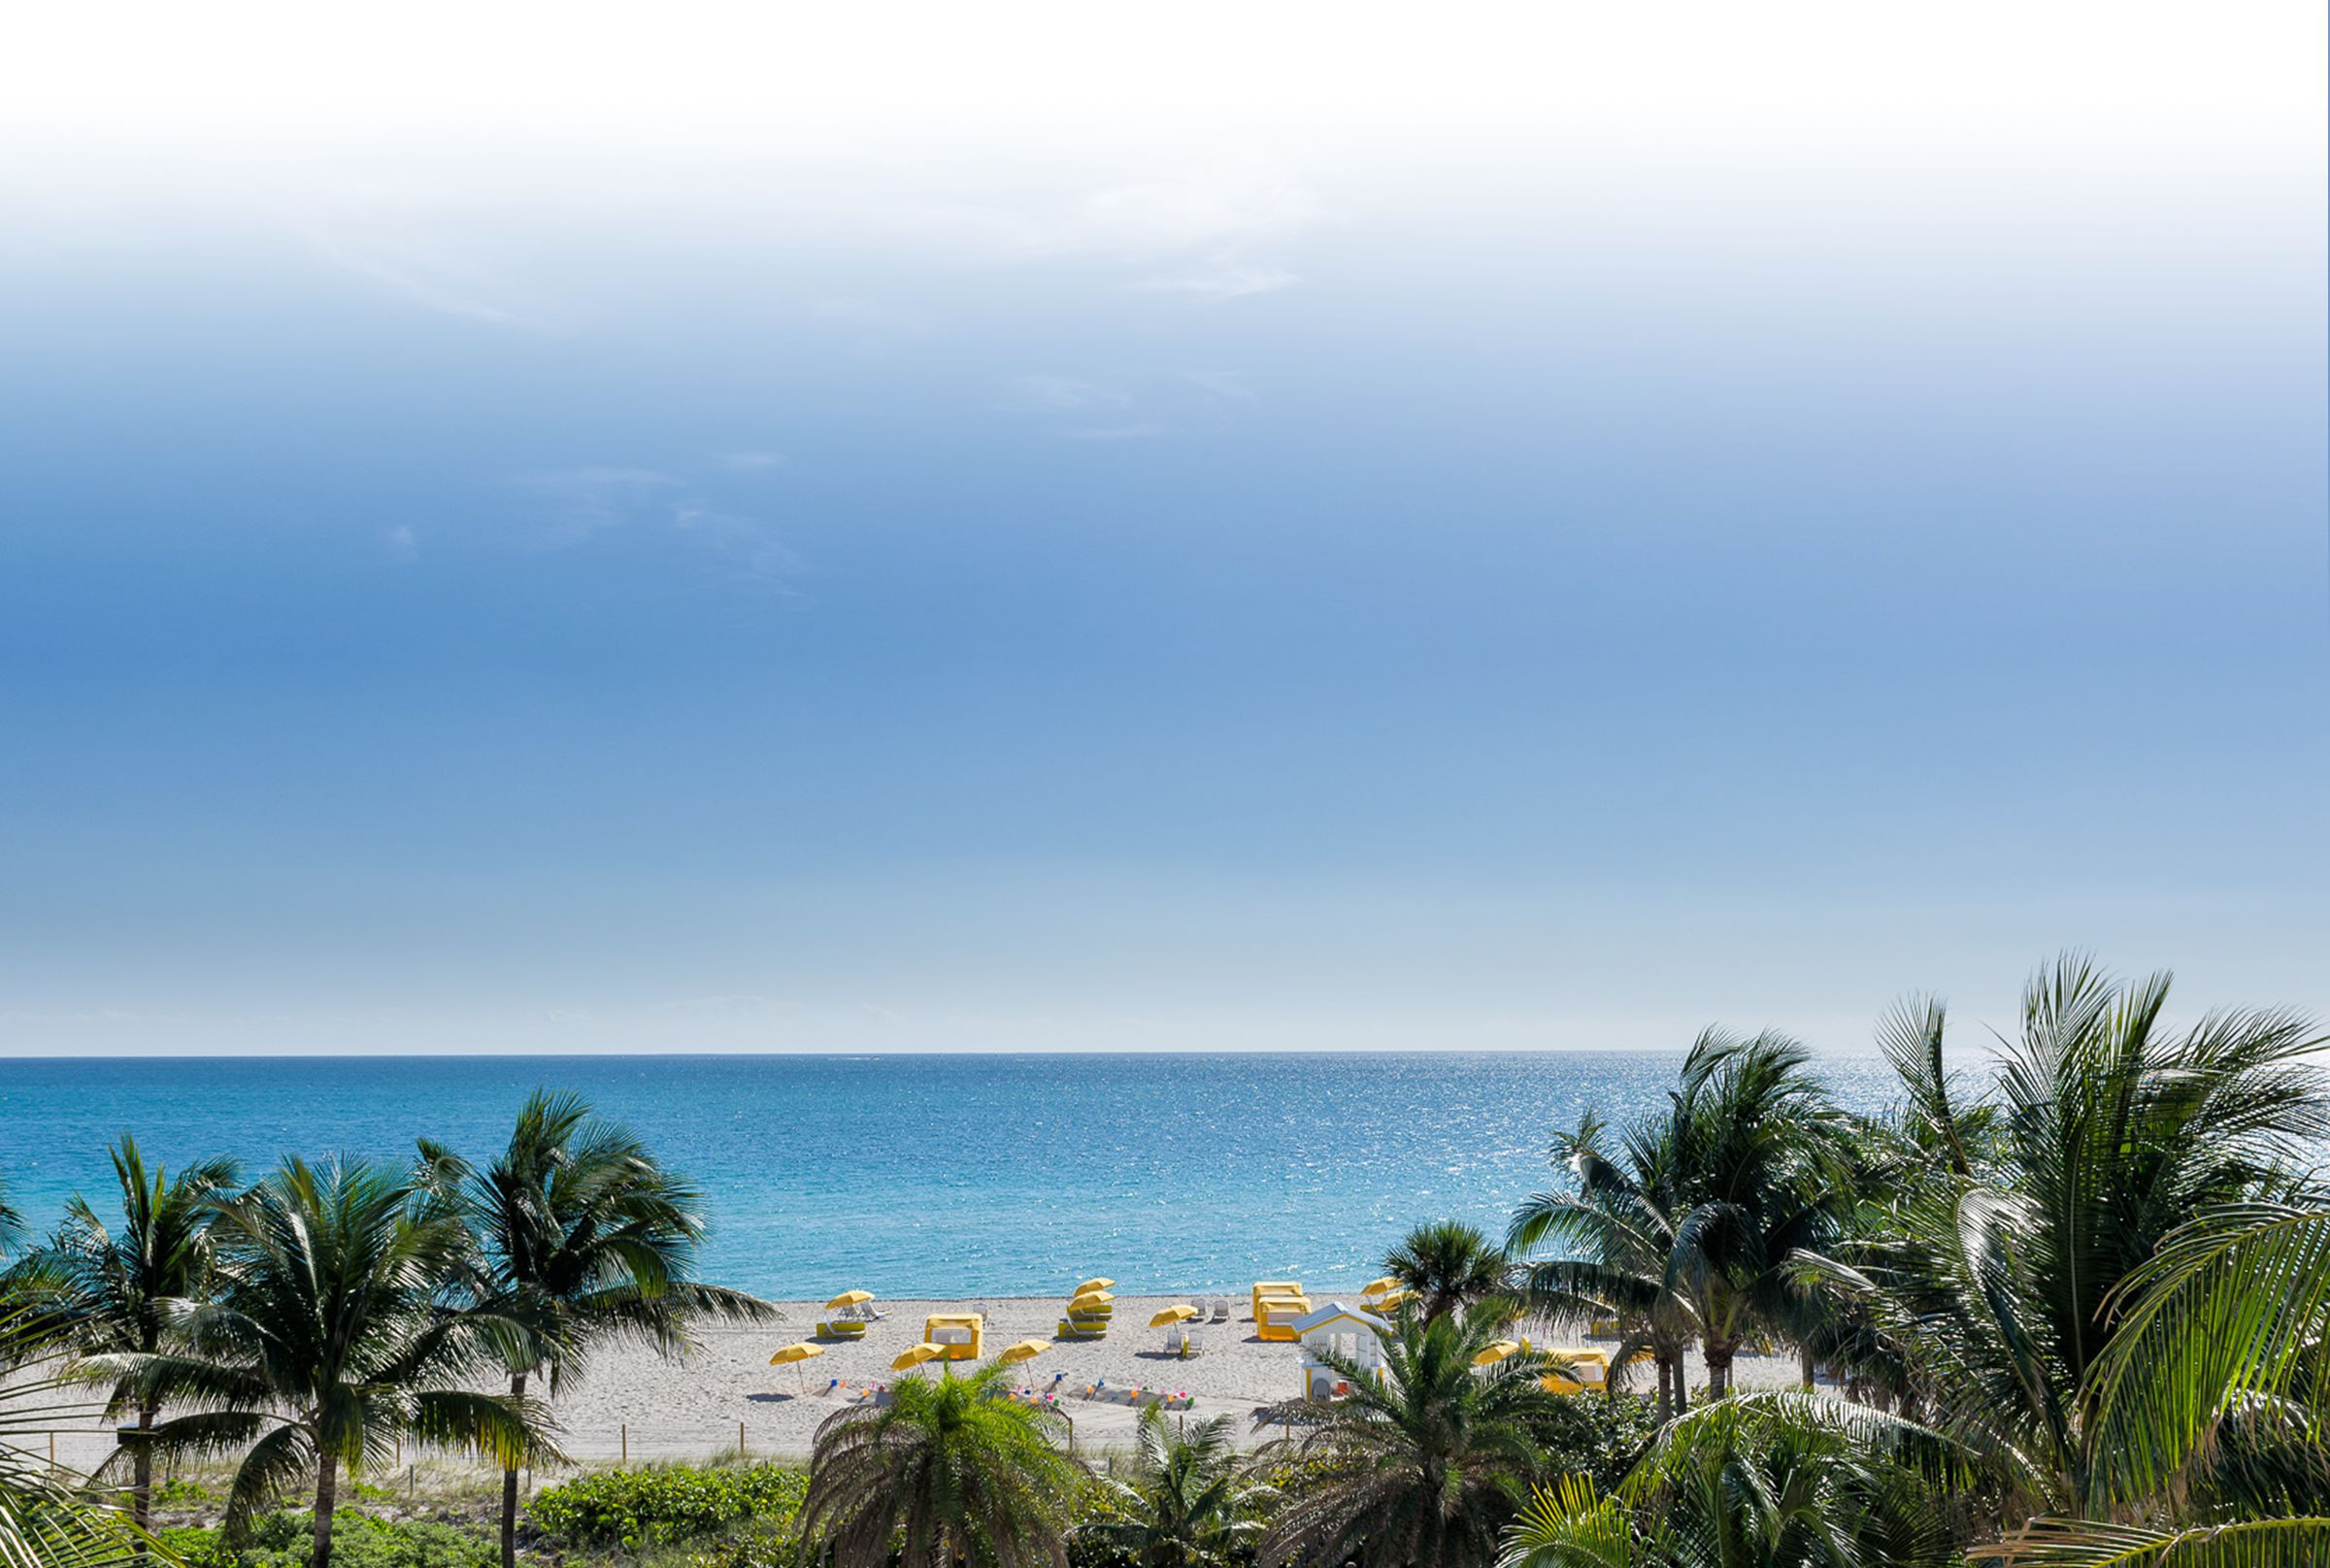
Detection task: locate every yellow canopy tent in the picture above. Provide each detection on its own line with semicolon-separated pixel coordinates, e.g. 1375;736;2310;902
924;1313;984;1359
892;1343;944;1371
1251;1281;1303;1322
1148;1304;1199;1327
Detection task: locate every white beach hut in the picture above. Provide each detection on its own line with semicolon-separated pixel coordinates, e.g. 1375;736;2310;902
1292;1301;1391;1402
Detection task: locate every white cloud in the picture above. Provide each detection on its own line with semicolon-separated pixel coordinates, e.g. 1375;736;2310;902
1131;263;1298;299
292;219;566;335
513;466;795;583
999;374;1133;413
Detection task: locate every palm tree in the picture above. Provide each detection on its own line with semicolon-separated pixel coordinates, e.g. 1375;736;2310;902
1255;1304;1567;1568
1499;1394;1956;1568
1974;1200;2330;1566
1381;1219;1514;1324
1657;1029;1856;1396
14;1137;238;1546
1081;1408;1276;1568
103;1156;551;1568
1808;956;2329;1520
418;1089;781;1568
800;1359;1082;1568
1510;1112;1700;1421
0;1306;149;1568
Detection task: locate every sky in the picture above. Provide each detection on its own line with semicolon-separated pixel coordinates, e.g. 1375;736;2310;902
0;2;2324;1054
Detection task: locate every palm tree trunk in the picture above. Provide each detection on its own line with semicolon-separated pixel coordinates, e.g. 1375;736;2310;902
500;1370;527;1568
1704;1338;1734;1398
1799;1345;1815;1389
1654;1353;1673;1424
131;1402;155;1556
313;1453;340;1568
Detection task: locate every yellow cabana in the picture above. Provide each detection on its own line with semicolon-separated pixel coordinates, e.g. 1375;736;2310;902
1255;1293;1312;1342
892;1343;944;1371
924;1312;984;1360
1540;1348;1612;1395
1472;1339;1521;1367
997;1339;1047;1367
1148;1304;1199;1327
1076;1278;1115;1294
825;1289;875;1310
1251;1281;1303;1322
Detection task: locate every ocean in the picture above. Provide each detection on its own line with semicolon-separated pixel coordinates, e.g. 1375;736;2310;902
0;1052;1897;1297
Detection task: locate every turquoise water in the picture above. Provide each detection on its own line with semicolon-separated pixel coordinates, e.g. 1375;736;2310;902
0;1053;1893;1297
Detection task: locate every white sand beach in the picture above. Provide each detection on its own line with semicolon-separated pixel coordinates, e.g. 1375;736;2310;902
36;1291;1809;1476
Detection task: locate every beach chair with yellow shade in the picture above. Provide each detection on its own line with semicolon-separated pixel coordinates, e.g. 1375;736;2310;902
923;1312;983;1360
1538;1347;1612;1395
816;1289;876;1340
1059;1287;1113;1341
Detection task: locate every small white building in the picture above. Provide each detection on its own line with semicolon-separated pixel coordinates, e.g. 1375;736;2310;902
1292;1302;1391;1402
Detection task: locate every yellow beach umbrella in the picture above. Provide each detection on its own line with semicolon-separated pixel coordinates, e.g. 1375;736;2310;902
1375;1288;1415;1310
1076;1278;1115;1293
1361;1276;1402;1296
1070;1289;1115;1307
1148;1304;1199;1327
825;1289;875;1311
1472;1339;1520;1367
997;1339;1047;1367
892;1343;945;1372
768;1340;826;1391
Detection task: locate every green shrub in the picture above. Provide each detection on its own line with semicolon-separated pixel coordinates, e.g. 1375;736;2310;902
524;1465;808;1551
157;1512;496;1568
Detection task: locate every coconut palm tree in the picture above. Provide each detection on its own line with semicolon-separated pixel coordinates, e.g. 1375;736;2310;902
1657;1029;1857;1396
13;1137;238;1546
1499;1394;1956;1568
1510;1112;1700;1421
800;1359;1082;1568
1255;1304;1568;1568
99;1156;551;1568
1972;1200;2330;1566
0;1306;149;1568
1080;1408;1276;1568
1807;956;2329;1520
417;1089;781;1568
1381;1220;1514;1325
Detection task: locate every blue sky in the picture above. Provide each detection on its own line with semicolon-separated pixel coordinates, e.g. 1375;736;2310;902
1;5;2324;1052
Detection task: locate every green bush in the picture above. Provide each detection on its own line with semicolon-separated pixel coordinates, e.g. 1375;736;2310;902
524;1465;808;1551
157;1512;496;1568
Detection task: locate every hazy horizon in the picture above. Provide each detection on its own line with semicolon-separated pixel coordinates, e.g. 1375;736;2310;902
3;3;2324;1056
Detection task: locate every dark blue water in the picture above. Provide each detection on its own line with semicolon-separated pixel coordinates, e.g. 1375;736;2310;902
0;1053;1894;1296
